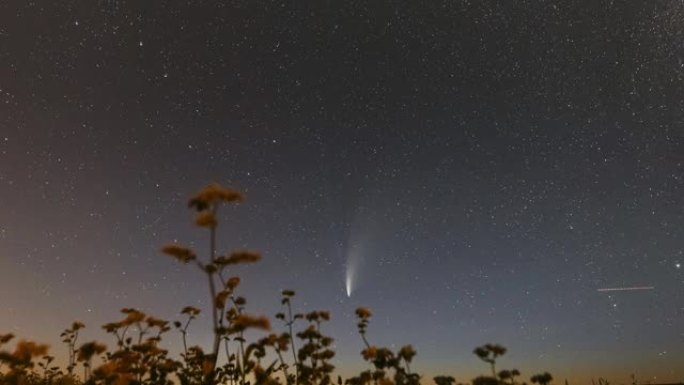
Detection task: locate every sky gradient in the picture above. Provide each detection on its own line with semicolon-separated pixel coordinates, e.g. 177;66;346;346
1;1;683;384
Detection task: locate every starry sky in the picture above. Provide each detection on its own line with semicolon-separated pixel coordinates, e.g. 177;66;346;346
1;0;684;384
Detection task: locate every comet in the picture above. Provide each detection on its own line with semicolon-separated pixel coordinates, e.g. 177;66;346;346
344;237;363;298
596;286;655;292
344;204;388;298
345;250;358;298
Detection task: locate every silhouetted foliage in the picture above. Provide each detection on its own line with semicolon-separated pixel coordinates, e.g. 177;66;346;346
473;344;507;378
472;376;501;385
0;184;555;385
531;373;553;385
434;376;456;385
498;369;521;385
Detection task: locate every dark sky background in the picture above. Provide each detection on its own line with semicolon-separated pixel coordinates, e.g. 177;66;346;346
1;0;684;383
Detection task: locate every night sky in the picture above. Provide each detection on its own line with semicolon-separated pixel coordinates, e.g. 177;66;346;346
1;1;684;384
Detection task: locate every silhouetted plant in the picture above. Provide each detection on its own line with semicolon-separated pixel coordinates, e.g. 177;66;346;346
498;369;521;385
162;183;270;385
295;311;335;385
473;376;501;385
434;375;456;385
473;344;507;378
76;341;106;380
276;289;303;385
0;337;49;384
92;308;178;384
347;307;420;385
60;322;84;377
531;372;553;385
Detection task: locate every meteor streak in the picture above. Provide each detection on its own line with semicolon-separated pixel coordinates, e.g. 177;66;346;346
596;286;654;292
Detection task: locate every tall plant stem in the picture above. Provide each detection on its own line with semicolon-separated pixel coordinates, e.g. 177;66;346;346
205;209;221;385
287;300;299;384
